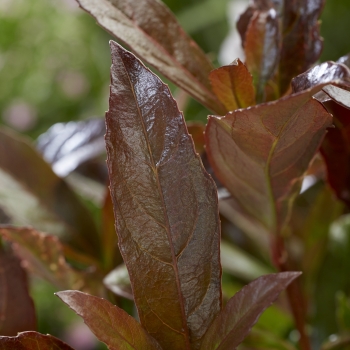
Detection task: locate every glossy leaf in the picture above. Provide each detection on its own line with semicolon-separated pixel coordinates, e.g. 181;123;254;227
200;272;301;350
0;331;74;349
205;89;332;234
0;226;103;295
105;41;221;349
76;0;225;114
209;59;256;111
0;250;36;336
0;127;100;259
37;119;106;177
244;10;279;102
292;61;350;93
56;291;162;350
103;264;133;300
338;53;350;69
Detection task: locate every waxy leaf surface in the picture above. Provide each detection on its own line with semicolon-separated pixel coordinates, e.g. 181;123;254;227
0;251;36;336
200;272;301;350
0;226;103;295
37;119;106;177
105;41;221;349
76;0;225;114
0;332;74;350
57;291;161;350
338;53;350;69
205;89;332;233
209;59;256;111
0;128;100;259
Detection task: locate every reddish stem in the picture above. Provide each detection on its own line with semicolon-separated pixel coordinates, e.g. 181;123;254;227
272;235;311;350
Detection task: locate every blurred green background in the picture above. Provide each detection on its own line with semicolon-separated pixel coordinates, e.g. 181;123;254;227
1;0;350;349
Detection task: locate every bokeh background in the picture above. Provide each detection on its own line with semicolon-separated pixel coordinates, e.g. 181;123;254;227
1;0;350;349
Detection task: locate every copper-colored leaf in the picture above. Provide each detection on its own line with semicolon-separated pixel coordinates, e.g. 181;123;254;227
76;0;225;114
0;127;100;260
200;272;301;350
315;85;350;206
56;291;161;350
186;122;205;155
0;331;74;349
205;89;332;234
0;250;36;336
0;226;103;296
244;10;279;102
209;59;256;111
105;41;221;349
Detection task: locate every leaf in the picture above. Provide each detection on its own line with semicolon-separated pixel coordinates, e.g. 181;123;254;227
338;53;350;69
0;250;36;336
244;9;279;102
186;122;205;155
200;272;301;350
292;61;350;93
37;119;106;177
105;41;221;349
0;331;74;349
0;127;100;260
0;226;103;296
315;86;350;206
209;59;256;111
76;0;225;114
56;291;162;350
103;264;133;300
205;89;332;234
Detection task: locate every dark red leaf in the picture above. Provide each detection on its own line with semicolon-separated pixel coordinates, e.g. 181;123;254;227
209;59;256;111
200;272;301;350
76;0;225;114
0;331;74;349
105;41;221;349
316;85;350;206
205;88;332;234
57;291;161;350
0;250;36;336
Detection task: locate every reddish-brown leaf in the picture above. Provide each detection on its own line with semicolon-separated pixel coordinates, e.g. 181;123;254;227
205;89;332;234
0;250;36;336
244;10;279;102
0;127;100;260
315;85;350;206
76;0;225;114
186;122;205;155
57;291;161;350
0;227;103;296
0;331;74;349
209;59;256;111
200;272;301;350
105;41;221;350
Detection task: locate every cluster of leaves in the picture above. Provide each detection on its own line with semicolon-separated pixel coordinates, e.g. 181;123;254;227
1;0;350;349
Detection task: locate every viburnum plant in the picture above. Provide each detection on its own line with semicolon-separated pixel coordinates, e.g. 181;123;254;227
1;0;350;349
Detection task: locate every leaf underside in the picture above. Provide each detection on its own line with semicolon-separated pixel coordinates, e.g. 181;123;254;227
57;291;161;350
205;88;332;234
105;41;221;350
76;0;225;114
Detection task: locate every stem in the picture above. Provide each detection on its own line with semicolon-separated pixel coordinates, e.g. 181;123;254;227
272;235;311;350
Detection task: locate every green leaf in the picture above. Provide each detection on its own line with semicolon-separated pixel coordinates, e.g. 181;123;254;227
105;41;221;349
209;59;256;111
0;226;103;295
76;0;225;114
0;250;36;336
205;89;332;234
0;127;101;260
56;291;162;350
200;272;301;350
0;331;74;349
